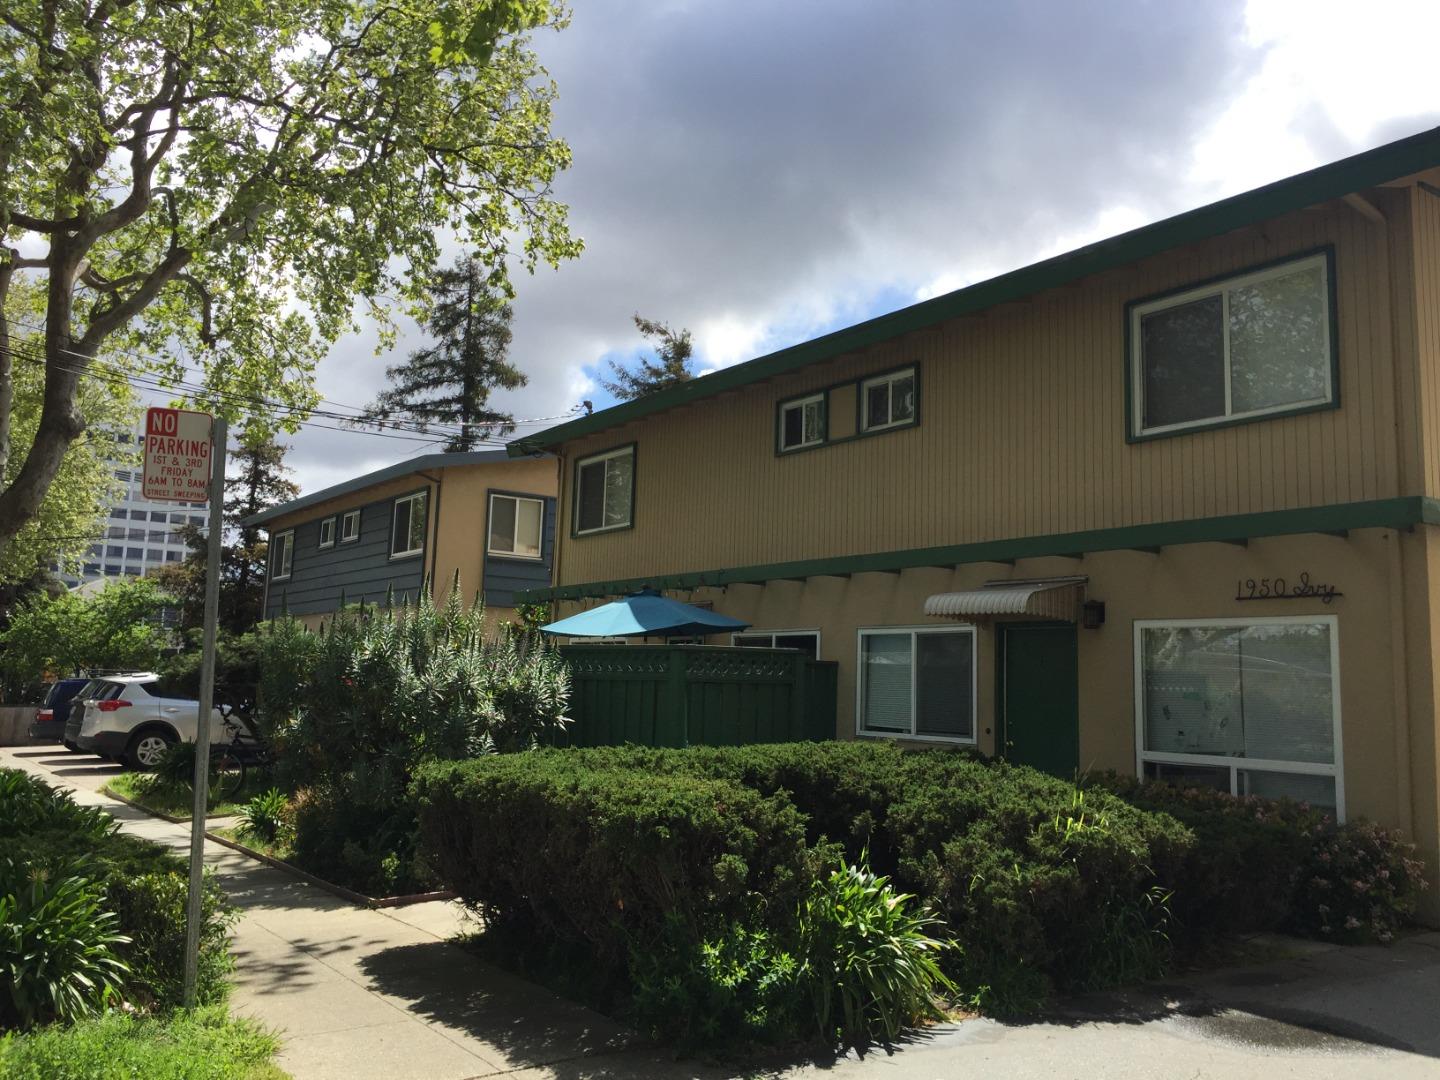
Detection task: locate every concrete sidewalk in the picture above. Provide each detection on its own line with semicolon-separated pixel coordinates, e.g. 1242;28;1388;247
2;746;725;1080
8;744;1440;1080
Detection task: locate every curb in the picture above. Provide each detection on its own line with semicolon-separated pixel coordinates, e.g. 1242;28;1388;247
99;783;455;910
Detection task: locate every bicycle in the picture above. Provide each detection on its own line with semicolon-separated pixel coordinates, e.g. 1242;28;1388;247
207;706;275;802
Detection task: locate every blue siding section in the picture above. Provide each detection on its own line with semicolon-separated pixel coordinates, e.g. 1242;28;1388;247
483;493;555;608
265;490;428;618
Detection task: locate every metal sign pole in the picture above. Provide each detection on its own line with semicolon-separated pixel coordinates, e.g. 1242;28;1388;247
183;414;227;1008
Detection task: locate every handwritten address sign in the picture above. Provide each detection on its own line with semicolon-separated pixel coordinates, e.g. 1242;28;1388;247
1235;571;1341;604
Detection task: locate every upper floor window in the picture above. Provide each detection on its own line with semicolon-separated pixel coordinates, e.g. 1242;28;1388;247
391;492;427;558
778;393;825;453
860;368;917;433
340;508;361;543
489;493;544;559
271;530;294;580
318;517;336;548
574;445;634;535
1129;250;1336;439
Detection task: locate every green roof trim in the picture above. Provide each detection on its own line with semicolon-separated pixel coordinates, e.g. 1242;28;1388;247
509;126;1440;457
520;497;1440;602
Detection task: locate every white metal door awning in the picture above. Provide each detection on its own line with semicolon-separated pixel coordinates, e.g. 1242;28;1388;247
924;576;1087;621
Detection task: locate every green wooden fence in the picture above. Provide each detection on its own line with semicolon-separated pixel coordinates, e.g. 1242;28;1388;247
558;645;837;748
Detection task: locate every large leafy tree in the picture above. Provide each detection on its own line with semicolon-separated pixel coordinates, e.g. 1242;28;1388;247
152;433;298;633
0;0;580;559
600;314;694;400
360;255;525;451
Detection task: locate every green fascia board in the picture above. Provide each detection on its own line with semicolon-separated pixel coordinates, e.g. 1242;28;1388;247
521;497;1439;601
508;126;1440;458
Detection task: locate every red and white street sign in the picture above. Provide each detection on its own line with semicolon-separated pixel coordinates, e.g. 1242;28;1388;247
142;406;215;502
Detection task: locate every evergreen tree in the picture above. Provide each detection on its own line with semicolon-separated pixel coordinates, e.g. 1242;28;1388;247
600;315;695;400
152;434;298;633
362;258;526;451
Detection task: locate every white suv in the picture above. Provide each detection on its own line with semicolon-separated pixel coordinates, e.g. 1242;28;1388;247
75;674;233;771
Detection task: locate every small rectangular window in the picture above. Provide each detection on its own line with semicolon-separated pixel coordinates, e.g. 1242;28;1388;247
857;626;975;742
1129;250;1335;437
125;546;143;560
731;630;820;659
150;511;168;522
488;494;545;558
1136;616;1342;816
391;492;427;558
340;509;361;543
859;368;917;433
778;393;826;452
110;509;128;520
165;551;182;563
574;446;635;536
318;517;336;548
271;531;294;580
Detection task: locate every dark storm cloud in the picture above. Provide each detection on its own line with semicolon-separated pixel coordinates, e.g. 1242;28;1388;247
288;0;1262;487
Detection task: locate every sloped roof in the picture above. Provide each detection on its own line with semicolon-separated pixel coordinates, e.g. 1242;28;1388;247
508;125;1440;456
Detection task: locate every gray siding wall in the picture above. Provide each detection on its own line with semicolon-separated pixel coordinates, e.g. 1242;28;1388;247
264;489;428;618
483;491;555;608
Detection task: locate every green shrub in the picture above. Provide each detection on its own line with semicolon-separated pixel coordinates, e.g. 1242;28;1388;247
152;741;199;789
237;788;290;845
1291;819;1428;943
0;865;129;1029
414;751;809;993
257;587;571;893
794;860;953;1045
1;769;235;1011
0;1003;282;1080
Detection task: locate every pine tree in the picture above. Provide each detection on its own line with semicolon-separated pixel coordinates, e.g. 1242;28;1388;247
153;434;298;633
363;257;526;451
600;314;695;400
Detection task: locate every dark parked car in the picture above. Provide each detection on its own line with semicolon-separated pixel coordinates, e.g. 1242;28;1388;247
28;678;92;743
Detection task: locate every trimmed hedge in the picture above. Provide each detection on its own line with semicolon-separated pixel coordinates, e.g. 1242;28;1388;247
415;752;810;987
415;743;1192;1017
1;769;235;1013
1087;772;1427;945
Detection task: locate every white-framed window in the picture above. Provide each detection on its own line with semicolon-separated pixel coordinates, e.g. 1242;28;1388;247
856;625;975;742
1129;250;1335;438
318;517;336;548
270;530;294;581
489;493;544;559
340;508;361;543
732;630;821;659
860;367;917;433
390;492;427;558
574;445;634;535
1134;615;1343;817
778;393;825;452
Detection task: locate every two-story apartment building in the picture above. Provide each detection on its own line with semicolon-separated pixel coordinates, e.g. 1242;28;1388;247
512;128;1440;900
250;449;557;629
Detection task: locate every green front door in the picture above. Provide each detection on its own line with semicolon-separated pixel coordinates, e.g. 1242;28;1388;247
999;622;1079;778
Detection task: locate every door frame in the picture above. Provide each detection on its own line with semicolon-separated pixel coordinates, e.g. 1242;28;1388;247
994;620;1079;767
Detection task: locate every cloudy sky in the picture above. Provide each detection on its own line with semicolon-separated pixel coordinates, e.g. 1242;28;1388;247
281;0;1440;495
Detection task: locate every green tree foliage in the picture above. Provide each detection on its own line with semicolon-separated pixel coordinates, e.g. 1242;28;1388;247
152;434;298;633
361;257;526;451
0;0;580;557
600;314;695;400
0;577;171;692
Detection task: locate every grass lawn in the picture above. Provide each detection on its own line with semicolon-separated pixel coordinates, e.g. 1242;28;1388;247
103;770;277;820
0;1005;288;1080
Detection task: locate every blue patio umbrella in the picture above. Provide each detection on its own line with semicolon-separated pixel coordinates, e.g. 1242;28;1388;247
540;589;750;638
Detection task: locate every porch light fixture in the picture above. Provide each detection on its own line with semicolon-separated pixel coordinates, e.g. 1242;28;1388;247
1081;600;1106;630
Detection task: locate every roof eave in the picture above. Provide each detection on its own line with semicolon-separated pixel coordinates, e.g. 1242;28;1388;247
507;125;1440;457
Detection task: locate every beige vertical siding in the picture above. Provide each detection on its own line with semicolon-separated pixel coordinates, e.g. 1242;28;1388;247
1414;185;1440;495
558;202;1414;587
